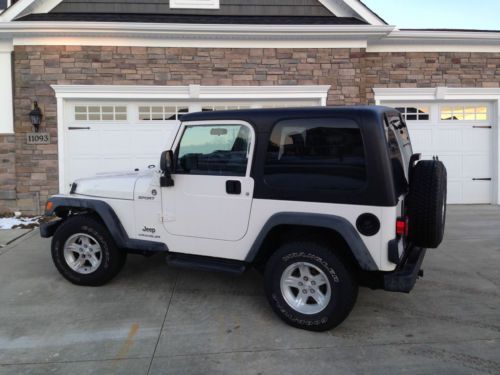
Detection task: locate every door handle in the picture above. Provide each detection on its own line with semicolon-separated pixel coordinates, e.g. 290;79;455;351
472;126;492;129
226;180;241;195
472;178;491;181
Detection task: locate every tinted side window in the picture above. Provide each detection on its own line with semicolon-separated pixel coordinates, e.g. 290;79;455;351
176;124;251;176
264;119;366;190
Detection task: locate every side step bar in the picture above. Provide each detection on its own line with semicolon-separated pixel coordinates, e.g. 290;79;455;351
166;253;247;275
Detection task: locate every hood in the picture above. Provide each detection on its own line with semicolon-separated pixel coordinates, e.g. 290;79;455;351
72;170;153;200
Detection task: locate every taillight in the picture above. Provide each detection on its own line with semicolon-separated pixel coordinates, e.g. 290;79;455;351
396;217;408;236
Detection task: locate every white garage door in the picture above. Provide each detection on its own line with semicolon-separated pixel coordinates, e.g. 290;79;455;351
387;102;493;204
62;99;319;192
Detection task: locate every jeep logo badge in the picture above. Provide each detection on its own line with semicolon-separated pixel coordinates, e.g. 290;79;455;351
142;226;156;234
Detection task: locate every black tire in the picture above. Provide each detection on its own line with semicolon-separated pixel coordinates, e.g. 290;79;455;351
407;159;447;248
51;215;127;286
264;241;358;332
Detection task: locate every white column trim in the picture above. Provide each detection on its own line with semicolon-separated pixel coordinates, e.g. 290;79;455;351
56;96;65;193
0;39;14;134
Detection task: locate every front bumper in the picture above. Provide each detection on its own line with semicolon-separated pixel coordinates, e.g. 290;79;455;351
383;246;426;293
39;219;63;238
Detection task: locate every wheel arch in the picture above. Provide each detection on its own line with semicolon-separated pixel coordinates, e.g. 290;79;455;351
42;197;167;252
246;213;378;271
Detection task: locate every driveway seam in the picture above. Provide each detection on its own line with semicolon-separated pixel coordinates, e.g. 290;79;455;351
146;270;179;375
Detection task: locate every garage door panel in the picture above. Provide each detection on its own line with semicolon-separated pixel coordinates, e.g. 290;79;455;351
462;154;490;178
67;131;100;156
132;130;174;152
406;128;433;152
435;128;463;151
446;180;462;204
462;181;491;204
462;128;491;151
435;154;462;179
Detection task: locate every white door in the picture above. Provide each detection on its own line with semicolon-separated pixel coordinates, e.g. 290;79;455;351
161;121;255;241
62;99;319;192
388;103;492;204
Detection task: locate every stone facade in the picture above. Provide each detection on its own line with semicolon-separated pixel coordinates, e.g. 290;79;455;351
2;45;500;213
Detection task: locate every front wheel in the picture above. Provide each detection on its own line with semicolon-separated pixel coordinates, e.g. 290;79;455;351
264;241;358;332
51;215;126;286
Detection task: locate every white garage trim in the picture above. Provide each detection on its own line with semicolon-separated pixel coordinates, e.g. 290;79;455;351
374;87;500;205
52;84;330;193
52;84;331;102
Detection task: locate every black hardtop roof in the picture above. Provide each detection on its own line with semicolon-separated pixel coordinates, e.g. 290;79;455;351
181;105;398;130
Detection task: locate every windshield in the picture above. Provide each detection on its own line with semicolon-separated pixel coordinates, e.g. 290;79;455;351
384;112;413;196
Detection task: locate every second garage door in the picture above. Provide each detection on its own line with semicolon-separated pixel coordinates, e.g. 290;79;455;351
386;102;493;204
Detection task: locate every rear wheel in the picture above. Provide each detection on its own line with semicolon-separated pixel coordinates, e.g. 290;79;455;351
264;241;358;331
51;215;127;286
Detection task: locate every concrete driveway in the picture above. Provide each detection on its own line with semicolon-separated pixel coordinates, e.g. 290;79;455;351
0;205;499;374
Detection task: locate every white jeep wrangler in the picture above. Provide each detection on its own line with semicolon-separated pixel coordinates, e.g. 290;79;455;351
41;106;447;331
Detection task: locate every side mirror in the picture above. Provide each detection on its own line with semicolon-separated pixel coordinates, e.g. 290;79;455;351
160;150;175;187
160;150;174;173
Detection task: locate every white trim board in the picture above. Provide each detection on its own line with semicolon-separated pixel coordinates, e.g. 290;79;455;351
374;87;500;103
52;84;331;102
0;21;394;48
374;87;500;205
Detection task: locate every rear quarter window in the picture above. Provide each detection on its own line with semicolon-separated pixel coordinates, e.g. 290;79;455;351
264;118;366;191
384;112;412;196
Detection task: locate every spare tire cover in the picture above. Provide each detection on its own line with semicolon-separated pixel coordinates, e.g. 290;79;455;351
407;159;447;248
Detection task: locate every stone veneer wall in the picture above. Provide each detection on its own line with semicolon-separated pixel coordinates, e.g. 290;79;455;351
3;46;500;213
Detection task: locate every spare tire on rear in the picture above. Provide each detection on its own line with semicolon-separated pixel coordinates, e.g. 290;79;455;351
407;159;447;248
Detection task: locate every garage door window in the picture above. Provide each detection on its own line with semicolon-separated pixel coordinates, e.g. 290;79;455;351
395;106;429;121
176;124;252;176
75;105;127;121
440;105;488;121
139;105;189;121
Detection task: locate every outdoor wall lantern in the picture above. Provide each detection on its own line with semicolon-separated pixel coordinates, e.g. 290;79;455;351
29;101;43;132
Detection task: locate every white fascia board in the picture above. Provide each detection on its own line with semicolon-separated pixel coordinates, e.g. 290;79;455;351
12;36;370;49
51;84;331;101
0;21;393;48
0;21;393;37
0;0;63;22
368;30;500;52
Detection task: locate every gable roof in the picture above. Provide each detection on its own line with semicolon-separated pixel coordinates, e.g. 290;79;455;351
0;0;384;25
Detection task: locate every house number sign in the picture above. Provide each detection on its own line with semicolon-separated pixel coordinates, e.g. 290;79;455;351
26;132;50;144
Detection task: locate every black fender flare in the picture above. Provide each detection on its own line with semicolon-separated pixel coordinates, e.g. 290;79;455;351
245;212;378;271
41;196;167;252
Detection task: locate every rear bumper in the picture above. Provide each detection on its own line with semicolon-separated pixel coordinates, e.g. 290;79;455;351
383;246;426;293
